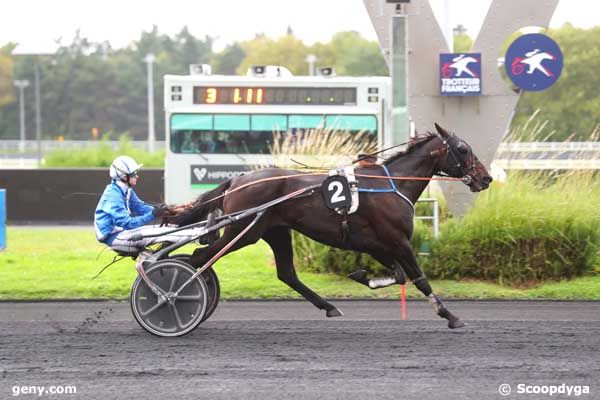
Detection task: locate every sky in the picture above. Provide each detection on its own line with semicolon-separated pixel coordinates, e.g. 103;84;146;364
2;0;599;53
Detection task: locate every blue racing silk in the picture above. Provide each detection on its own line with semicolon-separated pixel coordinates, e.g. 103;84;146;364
94;181;155;244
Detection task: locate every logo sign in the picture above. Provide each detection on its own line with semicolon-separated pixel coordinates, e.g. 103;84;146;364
504;33;563;91
440;53;482;96
190;165;250;187
322;175;352;211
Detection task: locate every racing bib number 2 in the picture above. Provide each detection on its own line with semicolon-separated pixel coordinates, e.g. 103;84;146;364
322;175;352;210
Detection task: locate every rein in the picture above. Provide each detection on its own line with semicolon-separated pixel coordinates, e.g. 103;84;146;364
180;170;462;211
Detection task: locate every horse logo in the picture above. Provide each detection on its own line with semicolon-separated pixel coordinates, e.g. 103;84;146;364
504;33;563;92
442;54;479;78
439;53;482;96
511;49;555;77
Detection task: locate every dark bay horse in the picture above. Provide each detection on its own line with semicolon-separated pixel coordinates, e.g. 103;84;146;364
167;124;492;328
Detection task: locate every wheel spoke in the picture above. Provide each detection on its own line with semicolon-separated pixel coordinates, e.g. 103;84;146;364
170;304;185;329
140;299;166;317
168;268;180;292
177;294;203;301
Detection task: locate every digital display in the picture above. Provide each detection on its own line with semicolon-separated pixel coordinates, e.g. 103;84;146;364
193;87;357;105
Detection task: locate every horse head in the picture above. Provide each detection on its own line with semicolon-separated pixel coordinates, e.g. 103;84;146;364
432;123;493;192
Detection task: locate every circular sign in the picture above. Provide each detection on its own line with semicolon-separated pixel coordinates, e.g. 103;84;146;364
504;33;563;91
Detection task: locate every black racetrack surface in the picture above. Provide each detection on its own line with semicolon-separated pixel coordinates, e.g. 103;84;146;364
1;300;598;399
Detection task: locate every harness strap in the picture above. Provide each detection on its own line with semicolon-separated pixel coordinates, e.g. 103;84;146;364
340;209;351;249
357;165;415;215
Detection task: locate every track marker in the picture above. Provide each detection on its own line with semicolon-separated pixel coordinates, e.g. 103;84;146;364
400;284;406;320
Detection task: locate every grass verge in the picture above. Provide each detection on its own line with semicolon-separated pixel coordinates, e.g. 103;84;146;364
1;227;599;300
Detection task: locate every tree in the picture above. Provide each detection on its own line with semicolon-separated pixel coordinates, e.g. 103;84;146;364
0;44;15;107
0;27;214;140
0;44;16;138
236;30;388;77
237;33;308;75
212;43;245;75
453;25;473;53
312;31;388;76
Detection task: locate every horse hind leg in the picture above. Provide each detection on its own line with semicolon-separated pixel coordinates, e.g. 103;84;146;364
262;227;343;317
393;239;465;329
347;252;407;289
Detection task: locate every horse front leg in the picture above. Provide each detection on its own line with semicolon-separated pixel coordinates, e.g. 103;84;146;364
393;239;465;329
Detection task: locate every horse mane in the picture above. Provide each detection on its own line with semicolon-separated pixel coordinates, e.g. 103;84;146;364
383;132;438;164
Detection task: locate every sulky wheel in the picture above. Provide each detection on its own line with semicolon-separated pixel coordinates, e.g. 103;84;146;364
170;254;220;322
130;259;208;337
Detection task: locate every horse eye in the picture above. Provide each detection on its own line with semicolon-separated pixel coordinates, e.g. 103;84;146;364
457;143;469;154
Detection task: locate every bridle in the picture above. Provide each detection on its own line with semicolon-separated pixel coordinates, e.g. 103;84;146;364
431;132;479;186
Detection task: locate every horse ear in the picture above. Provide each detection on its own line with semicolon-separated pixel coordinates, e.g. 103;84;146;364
434;123;449;138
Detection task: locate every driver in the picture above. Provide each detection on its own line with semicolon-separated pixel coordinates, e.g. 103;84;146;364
94;155;184;255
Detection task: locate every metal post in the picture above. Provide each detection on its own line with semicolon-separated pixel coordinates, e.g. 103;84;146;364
0;189;5;250
433;198;439;240
13;80;29;154
144;54;156;153
391;12;409;145
34;62;42;166
306;54;317;76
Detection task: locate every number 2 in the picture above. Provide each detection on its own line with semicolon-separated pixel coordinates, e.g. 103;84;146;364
328;181;346;203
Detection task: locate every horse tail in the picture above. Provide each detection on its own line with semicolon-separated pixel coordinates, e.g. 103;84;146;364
170;179;231;226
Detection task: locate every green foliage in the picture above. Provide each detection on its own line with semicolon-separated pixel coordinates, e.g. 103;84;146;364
320;31;389;76
237;34;308;75
453;34;473;53
237;31;388;77
213;43;246;75
0;44;15;107
424;172;600;285
1;27;214;141
44;134;165;167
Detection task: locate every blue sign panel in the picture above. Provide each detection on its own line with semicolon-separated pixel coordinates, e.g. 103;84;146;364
505;33;563;91
440;53;482;96
0;189;5;250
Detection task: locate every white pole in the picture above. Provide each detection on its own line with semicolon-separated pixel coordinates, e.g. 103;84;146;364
391;12;409;146
34;62;42;166
306;54;317;76
144;54;156;153
444;0;453;51
14;80;29;154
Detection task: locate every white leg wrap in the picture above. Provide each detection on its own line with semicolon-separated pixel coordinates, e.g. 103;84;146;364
428;294;442;313
368;276;397;289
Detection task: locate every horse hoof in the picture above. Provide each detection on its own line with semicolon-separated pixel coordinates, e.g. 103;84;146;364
448;318;466;329
326;308;344;318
